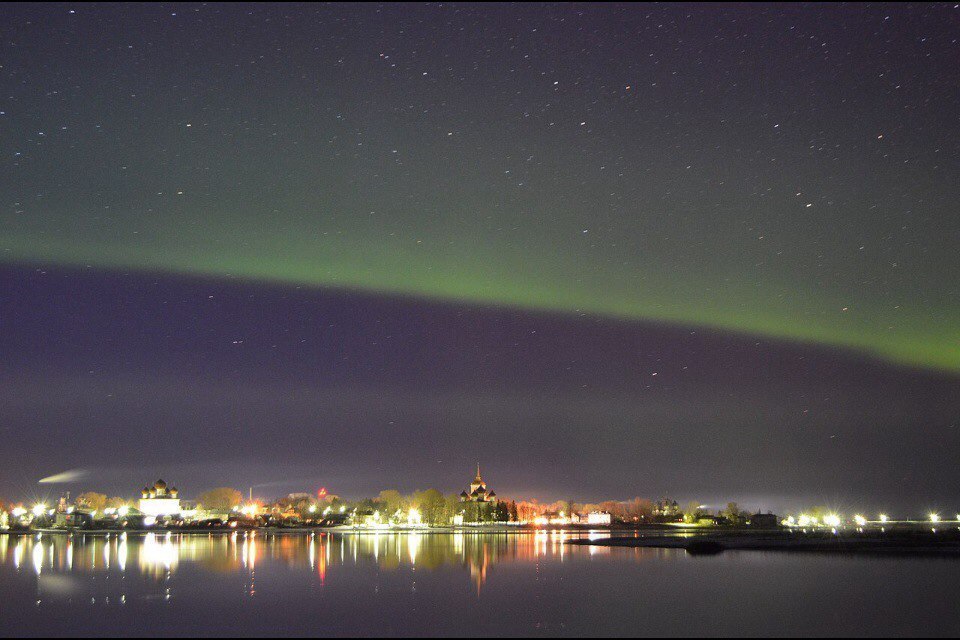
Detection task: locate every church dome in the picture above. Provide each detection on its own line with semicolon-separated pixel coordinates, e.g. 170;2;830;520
154;479;167;491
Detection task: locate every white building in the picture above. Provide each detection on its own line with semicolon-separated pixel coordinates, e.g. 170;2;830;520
586;511;612;525
138;479;181;517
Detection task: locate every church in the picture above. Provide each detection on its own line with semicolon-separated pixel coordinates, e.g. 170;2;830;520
459;464;497;503
139;479;181;517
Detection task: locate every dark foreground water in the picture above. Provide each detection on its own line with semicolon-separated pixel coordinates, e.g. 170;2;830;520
1;530;959;637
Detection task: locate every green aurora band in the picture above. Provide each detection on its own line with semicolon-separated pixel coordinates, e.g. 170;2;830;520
2;4;958;374
3;227;957;373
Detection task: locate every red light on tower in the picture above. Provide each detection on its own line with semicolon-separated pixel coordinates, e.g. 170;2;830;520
317;487;328;499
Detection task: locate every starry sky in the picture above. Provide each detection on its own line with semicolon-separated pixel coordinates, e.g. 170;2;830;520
1;3;959;512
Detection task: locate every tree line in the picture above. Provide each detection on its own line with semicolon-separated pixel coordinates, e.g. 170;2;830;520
9;489;761;526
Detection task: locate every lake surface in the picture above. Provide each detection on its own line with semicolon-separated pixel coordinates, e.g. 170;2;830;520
1;530;959;637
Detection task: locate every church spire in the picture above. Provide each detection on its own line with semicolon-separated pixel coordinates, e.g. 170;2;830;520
463;463;494;504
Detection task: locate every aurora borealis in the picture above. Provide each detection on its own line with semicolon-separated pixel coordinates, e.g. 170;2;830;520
3;2;959;370
1;3;959;508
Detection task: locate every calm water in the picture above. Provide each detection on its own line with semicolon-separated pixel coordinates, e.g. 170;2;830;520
1;530;958;637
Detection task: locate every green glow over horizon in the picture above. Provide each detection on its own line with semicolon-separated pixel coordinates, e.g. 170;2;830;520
1;4;958;373
3;231;957;373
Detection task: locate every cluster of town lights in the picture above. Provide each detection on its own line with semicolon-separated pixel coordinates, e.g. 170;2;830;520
231;503;343;517
350;508;426;529
783;513;956;527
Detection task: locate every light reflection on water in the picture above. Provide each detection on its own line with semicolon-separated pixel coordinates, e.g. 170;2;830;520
1;530;959;636
0;530;612;597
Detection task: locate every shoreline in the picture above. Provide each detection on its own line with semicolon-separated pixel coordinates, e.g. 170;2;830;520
565;530;960;556
0;524;631;536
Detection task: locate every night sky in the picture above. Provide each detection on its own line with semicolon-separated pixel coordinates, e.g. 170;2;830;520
1;3;958;512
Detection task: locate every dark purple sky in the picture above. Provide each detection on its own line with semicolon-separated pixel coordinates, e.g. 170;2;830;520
2;264;958;513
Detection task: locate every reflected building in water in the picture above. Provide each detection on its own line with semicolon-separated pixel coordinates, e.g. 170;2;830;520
0;529;617;605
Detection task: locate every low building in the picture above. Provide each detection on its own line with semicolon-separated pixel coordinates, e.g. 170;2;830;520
585;511;612;525
748;512;780;528
54;509;94;529
353;510;389;528
139;479;182;517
